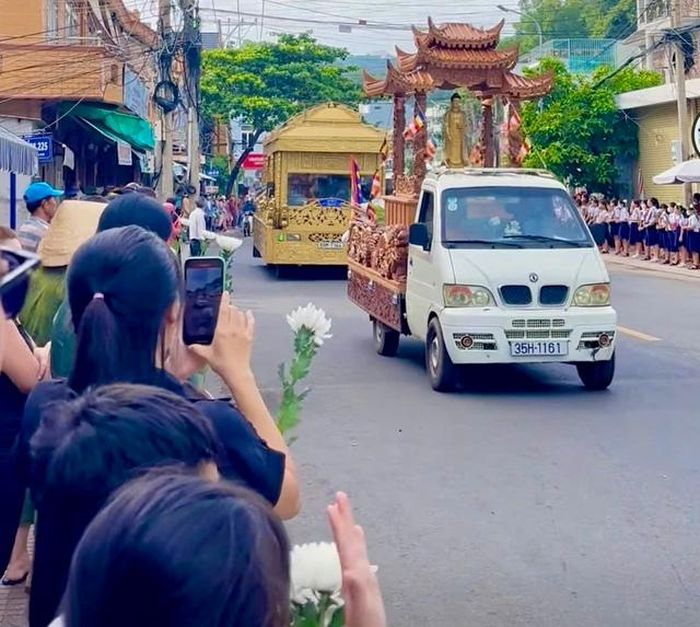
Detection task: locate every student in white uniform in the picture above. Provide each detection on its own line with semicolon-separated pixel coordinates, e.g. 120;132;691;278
618;201;631;256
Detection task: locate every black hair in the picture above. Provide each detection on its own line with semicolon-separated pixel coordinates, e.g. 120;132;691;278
166;197;177;205
67;226;179;393
450;92;461;101
98;193;172;242
31;384;220;508
63;473;290;627
26;196;50;213
650;197;660;208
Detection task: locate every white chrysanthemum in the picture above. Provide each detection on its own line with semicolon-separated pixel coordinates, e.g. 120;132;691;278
216;234;243;252
286;303;332;346
290;542;342;604
202;230;218;241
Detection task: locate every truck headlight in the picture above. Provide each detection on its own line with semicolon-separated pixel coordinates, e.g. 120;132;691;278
573;283;610;307
443;284;494;307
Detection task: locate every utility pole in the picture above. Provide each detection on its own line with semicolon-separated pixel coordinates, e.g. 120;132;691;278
157;0;174;198
181;0;202;192
671;0;690;202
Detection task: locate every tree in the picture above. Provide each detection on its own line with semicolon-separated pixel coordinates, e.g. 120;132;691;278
520;58;662;191
201;34;362;196
508;0;636;53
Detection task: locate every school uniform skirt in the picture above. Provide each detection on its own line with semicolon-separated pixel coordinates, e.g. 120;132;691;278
688;231;700;254
645;227;658;247
611;222;621;238
590;223;607;245
629;223;639;245
668;228;680;252
619;222;631;242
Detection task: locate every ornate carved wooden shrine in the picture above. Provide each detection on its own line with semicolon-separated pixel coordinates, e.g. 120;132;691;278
363;18;553;224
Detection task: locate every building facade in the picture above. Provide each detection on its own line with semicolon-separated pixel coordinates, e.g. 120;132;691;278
617;80;700;203
0;0;159;209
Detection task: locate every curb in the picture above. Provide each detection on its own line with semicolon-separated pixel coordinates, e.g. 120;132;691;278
604;255;700;280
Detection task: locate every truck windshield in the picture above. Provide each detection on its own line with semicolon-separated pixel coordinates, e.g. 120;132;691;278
441;186;592;248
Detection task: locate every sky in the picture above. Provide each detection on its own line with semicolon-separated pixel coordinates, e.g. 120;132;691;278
162;0;524;55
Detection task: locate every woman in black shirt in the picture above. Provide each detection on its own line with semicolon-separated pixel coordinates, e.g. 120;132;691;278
19;226;299;627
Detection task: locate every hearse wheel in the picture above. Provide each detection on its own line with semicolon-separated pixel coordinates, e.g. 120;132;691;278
373;319;400;357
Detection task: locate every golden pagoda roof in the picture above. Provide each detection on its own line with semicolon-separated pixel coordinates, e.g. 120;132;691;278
264;102;385;154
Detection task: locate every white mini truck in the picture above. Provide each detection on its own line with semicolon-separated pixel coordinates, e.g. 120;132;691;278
347;168;617;391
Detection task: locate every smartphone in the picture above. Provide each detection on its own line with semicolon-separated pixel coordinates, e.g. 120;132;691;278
183;256;224;345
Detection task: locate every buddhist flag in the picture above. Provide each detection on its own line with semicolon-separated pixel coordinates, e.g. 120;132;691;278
403;110;427;140
425;137;437;163
370;169;382;199
350;157;363;207
378;137;389;164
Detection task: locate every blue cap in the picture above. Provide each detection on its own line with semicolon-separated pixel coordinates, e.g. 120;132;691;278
23;182;63;205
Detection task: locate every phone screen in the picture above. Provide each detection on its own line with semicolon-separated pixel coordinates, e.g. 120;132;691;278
183;257;224;345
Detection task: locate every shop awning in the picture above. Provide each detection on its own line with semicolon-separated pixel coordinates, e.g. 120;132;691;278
59;102;154;152
0;126;38;175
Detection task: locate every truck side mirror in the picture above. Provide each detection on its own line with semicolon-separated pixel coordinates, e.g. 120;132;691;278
409;223;429;249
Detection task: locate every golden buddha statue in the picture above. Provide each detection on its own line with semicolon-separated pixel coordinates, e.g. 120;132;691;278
442;93;467;168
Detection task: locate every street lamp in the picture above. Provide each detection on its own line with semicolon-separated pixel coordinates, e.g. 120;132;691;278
497;4;543;50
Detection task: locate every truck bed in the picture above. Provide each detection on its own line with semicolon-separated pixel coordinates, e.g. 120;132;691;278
347;259;407;334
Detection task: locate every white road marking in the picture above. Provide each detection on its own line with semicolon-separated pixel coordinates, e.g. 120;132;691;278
617;325;661;343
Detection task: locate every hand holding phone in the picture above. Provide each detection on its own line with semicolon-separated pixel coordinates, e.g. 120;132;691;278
187;292;255;383
183;256;224;346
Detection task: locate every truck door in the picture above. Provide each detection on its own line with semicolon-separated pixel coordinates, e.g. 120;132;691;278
406;189;437;341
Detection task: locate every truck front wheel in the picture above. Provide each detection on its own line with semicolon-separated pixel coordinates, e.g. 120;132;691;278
373;320;400;357
426;318;457;392
576;352;615;390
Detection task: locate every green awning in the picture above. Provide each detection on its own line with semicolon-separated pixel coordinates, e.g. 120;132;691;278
60;102;154;152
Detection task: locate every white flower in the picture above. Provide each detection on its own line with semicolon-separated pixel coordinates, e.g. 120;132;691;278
290;542;342;604
216;234;243;252
286;303;333;346
203;230;218;241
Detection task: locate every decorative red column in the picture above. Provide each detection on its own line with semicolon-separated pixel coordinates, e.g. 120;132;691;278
482;99;494;168
413;91;427;190
393;93;406;179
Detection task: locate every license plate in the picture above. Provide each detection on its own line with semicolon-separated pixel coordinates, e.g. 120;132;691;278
510;340;568;357
317;241;343;250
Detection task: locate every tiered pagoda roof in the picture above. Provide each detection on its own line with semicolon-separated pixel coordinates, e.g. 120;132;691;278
363;18;552;100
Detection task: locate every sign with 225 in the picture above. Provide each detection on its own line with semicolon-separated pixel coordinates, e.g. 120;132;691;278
24;135;53;164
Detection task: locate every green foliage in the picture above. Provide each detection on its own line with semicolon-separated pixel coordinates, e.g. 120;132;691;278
512;0;636;53
202;34;361;134
276;327;316;436
520;59;662;191
202;34;361;194
209;154;230;191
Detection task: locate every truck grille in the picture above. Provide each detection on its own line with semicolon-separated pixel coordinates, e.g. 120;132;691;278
507;318;570;340
505;329;572;339
539;285;569;305
512;318;566;328
499;285;532;305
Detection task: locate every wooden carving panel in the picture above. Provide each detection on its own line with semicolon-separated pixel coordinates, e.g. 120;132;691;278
348;271;403;332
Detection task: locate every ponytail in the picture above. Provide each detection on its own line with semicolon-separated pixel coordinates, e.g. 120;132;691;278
66;226;179;393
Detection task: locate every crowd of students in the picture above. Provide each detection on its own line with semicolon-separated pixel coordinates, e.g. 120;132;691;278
0;181;385;627
574;191;700;269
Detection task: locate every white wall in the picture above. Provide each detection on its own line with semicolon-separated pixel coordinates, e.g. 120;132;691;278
0;170;31;228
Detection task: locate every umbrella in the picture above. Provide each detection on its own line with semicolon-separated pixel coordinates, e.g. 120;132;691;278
653;159;700;184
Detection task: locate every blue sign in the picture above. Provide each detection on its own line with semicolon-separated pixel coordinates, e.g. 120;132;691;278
318;197;344;208
123;66;149;120
24;134;53;163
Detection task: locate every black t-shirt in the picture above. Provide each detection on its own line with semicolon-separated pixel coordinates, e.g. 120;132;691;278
19;375;285;627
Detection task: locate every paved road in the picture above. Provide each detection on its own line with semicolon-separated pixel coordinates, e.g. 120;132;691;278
234;242;700;627
2;244;698;626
